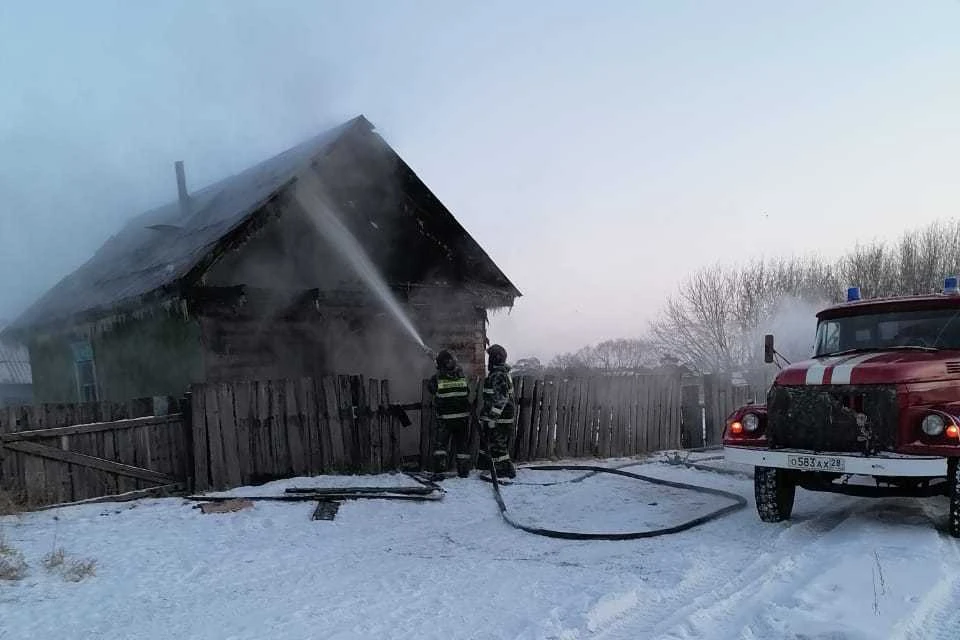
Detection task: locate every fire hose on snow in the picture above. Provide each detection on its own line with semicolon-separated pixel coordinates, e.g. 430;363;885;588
480;460;747;540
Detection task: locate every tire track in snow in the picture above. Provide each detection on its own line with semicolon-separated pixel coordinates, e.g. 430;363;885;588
586;505;857;640
889;504;960;640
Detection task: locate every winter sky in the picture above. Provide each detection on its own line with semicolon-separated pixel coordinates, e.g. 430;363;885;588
1;1;958;361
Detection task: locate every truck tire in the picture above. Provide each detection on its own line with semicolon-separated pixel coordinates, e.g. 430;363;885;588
755;466;796;522
949;459;960;538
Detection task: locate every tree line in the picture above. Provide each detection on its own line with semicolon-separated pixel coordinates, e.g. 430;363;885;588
536;218;960;378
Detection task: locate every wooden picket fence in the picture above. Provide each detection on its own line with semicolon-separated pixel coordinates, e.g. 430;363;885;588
191;376;399;491
3;370;707;506
0;396;189;506
510;374;683;460
418;374;685;465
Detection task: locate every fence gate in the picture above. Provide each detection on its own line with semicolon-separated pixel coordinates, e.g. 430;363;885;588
0;398;190;507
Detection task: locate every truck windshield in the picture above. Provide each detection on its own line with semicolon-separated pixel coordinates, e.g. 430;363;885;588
815;308;960;356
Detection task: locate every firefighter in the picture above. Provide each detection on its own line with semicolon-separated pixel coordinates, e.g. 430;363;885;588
427;349;473;478
478;343;517;479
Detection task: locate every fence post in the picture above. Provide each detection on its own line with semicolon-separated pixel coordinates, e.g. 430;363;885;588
702;374;716;445
681;384;701;448
420;379;435;471
0;407;17;496
180;392;195;492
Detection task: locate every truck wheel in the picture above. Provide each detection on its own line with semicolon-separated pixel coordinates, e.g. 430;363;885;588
949;459;960;538
755;466;796;522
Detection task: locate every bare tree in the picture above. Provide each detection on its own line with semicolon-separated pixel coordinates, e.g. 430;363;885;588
513;357;544;376
593;339;654;370
648;218;960;375
648;266;742;373
549;338;655;374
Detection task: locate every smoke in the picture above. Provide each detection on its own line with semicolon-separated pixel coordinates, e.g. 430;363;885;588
0;2;375;327
293;170;427;351
739;294;828;390
758;296;825;363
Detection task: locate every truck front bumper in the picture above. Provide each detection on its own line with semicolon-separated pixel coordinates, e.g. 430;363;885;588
723;446;948;477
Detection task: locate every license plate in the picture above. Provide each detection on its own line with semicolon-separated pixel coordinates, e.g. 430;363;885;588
787;455;845;472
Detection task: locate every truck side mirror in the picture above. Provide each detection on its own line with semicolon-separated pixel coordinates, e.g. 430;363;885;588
764;334;775;364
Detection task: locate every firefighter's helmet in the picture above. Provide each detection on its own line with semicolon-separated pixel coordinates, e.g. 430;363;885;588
487;344;508;366
435;349;457;371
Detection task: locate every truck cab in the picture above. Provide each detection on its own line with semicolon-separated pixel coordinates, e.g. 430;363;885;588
723;278;960;537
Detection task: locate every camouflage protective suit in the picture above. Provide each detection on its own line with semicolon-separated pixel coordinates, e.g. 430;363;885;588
479;358;516;479
427;352;473;478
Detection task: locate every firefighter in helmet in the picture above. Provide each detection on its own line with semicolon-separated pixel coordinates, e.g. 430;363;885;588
427;349;473;478
478;343;517;479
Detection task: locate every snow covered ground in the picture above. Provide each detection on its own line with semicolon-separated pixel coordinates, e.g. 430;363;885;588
2;453;959;640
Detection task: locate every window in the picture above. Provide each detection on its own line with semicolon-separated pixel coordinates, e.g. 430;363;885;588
816;321;842;354
814;307;960;356
70;340;99;402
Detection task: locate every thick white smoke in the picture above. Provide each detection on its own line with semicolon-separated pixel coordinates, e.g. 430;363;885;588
740;295;828;390
759;296;826;364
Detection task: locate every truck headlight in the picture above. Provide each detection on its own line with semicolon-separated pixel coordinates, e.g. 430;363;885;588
743;413;760;433
922;414;946;436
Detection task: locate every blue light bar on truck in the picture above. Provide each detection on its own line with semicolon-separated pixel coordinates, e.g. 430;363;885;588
847;286;861;302
945;276;959;295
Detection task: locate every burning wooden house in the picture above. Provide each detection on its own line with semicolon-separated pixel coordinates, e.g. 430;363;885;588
3;116;520;404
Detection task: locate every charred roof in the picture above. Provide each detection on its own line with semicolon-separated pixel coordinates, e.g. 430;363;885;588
5;115;520;337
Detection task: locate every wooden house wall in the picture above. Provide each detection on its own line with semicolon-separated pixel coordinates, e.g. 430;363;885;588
199;315;328;383
198;307;436;397
27;313;202;403
415;305;487;378
26;338;75;403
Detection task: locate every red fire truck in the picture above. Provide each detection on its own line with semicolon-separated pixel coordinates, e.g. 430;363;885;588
723;278;960;537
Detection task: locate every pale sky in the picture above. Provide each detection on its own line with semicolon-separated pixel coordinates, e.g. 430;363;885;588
1;1;958;362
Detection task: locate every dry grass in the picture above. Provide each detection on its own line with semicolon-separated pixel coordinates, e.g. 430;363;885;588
42;548;65;572
0;504;98;583
0;532;12;556
40;545;97;582
0;533;28;581
0;551;28;581
62;558;97;583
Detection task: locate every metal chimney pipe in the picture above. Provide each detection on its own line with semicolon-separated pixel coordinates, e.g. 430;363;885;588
174;161;189;215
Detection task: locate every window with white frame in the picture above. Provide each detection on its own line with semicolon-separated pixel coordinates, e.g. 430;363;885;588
70;340;99;402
